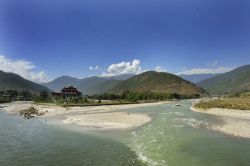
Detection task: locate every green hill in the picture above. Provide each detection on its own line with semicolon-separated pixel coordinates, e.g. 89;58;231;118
197;65;250;95
0;70;50;94
111;71;208;96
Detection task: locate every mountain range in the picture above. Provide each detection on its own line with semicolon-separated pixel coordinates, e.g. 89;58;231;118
43;72;208;96
197;65;250;95
0;70;49;94
2;64;250;96
42;74;134;95
180;74;218;83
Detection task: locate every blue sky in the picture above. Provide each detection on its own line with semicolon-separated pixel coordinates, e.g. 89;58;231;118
0;0;249;82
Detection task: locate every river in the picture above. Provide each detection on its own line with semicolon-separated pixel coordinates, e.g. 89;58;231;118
1;100;250;166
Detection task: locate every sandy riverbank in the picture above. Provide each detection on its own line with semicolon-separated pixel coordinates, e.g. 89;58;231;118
190;101;250;138
0;101;169;130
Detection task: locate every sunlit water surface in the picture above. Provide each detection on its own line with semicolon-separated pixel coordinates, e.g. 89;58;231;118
1;100;250;166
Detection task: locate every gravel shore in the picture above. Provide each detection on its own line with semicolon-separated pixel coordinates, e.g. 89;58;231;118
190;103;250;138
0;101;169;130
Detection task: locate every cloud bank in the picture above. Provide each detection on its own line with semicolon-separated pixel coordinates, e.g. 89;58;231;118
102;59;143;76
178;66;234;75
0;55;47;83
100;60;170;77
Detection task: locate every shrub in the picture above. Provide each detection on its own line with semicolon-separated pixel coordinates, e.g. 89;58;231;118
194;97;250;110
19;107;44;119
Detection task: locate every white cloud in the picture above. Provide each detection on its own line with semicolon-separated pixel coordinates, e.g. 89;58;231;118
89;65;101;71
178;66;234;75
102;59;143;76
154;66;168;72
0;55;48;83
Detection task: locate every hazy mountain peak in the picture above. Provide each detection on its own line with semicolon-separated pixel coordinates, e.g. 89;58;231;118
197;64;250;95
180;74;218;83
42;74;135;94
0;70;50;93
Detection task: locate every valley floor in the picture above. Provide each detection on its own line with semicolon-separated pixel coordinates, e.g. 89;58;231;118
0;101;169;130
190;100;250;138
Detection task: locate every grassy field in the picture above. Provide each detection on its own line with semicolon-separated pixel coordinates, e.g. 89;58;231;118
194;92;250;110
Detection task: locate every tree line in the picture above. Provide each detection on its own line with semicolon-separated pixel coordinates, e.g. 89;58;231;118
0;90;33;103
0;90;52;103
90;91;201;102
1;90;201;104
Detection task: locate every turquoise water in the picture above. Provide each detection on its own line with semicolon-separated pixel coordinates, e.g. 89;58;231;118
0;112;144;166
128;100;250;166
1;100;250;166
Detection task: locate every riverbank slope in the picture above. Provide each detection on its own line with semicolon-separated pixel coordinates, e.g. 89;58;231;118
190;100;250;138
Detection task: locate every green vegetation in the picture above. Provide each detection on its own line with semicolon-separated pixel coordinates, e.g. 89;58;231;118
39;91;181;107
19;107;45;119
46;95;134;107
34;90;51;103
194;92;250;110
43;71;208;96
197;64;250;95
0;96;10;103
61;100;134;107
92;91;201;103
0;70;50;103
0;90;34;103
34;91;133;107
0;70;206;106
36;71;208;107
111;71;208;96
0;89;52;104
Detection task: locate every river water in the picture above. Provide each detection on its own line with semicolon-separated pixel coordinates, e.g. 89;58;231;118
1;100;250;166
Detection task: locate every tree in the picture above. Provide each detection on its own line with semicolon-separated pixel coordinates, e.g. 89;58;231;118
6;90;18;99
39;91;50;101
20;91;32;100
82;97;88;103
0;96;10;103
70;97;79;104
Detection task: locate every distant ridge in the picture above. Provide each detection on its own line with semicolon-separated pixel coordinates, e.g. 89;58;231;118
42;74;134;95
0;70;50;93
111;71;208;96
104;74;135;80
180;74;218;83
42;76;82;92
197;65;250;95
